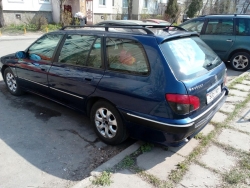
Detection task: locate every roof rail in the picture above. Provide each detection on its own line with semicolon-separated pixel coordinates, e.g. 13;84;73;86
60;25;185;35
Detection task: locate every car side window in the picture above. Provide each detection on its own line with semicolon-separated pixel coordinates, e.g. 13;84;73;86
236;18;250;36
28;34;63;61
58;35;102;68
180;19;204;33
205;19;233;35
106;38;149;75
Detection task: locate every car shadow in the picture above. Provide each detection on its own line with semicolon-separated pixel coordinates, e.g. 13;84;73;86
0;80;134;185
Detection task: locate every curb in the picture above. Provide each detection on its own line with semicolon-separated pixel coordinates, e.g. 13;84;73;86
71;141;143;188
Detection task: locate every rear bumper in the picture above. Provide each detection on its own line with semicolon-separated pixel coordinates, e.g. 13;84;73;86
120;88;228;147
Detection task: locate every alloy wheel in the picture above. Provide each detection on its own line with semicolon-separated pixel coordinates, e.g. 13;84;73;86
95;107;117;139
6;72;17;93
232;54;249;70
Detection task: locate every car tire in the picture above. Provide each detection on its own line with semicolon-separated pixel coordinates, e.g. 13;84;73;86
230;52;250;71
90;100;128;145
4;67;23;96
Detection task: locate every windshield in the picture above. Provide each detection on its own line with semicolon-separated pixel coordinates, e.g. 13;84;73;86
160;37;222;80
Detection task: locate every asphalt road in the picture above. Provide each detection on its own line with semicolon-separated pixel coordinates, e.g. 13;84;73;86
0;39;243;188
0;40;133;188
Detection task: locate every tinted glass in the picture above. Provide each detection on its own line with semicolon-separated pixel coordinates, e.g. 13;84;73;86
236;18;250;36
28;34;63;61
160;37;222;80
205;19;233;35
59;35;102;68
106;38;149;75
180;19;204;33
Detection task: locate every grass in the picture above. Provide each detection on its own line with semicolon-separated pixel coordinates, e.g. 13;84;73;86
224;170;244;184
140;143;154;153
92;171;112;186
0;23;62;34
117;156;134;169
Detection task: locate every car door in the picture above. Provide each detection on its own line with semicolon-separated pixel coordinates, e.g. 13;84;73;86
200;18;236;61
15;34;63;96
48;34;104;110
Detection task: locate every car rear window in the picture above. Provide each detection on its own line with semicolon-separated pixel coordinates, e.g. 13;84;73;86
160;36;222;80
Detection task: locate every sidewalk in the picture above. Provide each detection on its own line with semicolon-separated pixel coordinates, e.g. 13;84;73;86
0;32;43;41
74;71;250;188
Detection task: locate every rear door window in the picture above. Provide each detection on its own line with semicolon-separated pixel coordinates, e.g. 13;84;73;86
106;38;149;75
160;37;222;80
205;19;234;35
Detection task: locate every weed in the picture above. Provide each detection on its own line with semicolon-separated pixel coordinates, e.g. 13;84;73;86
140;143;154;153
117;156;134;169
224;170;244;184
177;162;187;170
194;132;204;140
92;171;112;186
240;157;250;170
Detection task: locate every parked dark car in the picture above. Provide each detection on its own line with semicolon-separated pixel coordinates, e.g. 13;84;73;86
179;14;250;71
0;25;228;147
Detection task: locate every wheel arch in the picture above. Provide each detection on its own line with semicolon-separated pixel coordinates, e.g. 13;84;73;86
1;65;9;79
86;96;117;117
228;49;250;61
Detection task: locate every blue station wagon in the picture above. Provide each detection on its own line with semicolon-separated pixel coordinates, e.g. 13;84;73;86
0;25;228;147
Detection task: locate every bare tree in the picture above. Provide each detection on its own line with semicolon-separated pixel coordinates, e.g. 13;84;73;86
57;0;66;25
128;0;133;19
0;0;5;27
201;0;210;15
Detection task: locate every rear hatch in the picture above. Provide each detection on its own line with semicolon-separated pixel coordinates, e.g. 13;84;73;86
160;36;227;116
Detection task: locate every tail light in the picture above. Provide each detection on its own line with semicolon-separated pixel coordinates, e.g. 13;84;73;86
166;94;200;115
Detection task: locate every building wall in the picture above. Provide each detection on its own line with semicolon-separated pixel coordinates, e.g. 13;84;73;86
2;0;52;25
2;0;52;11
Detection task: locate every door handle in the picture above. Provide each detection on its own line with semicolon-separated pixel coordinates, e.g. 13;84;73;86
85;77;93;81
226;39;233;42
32;62;40;66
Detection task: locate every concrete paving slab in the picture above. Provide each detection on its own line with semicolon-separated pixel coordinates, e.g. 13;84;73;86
136;147;184;181
102;169;152;188
226;96;244;103
177;164;221;188
169;138;199;157
200;145;237;173
242;80;250;85
230;108;250;133
233;84;250;92
217;129;250;152
229;89;248;98
220;103;235;114
200;124;215;136
211;112;227;123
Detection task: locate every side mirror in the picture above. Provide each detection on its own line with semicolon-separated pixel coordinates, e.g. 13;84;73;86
15;51;27;59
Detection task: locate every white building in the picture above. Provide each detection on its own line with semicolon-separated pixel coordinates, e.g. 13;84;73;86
2;0;53;25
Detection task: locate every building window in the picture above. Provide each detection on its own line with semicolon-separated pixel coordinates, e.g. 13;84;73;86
143;0;148;8
99;0;106;5
8;0;24;2
123;0;128;8
39;0;50;3
112;0;115;6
